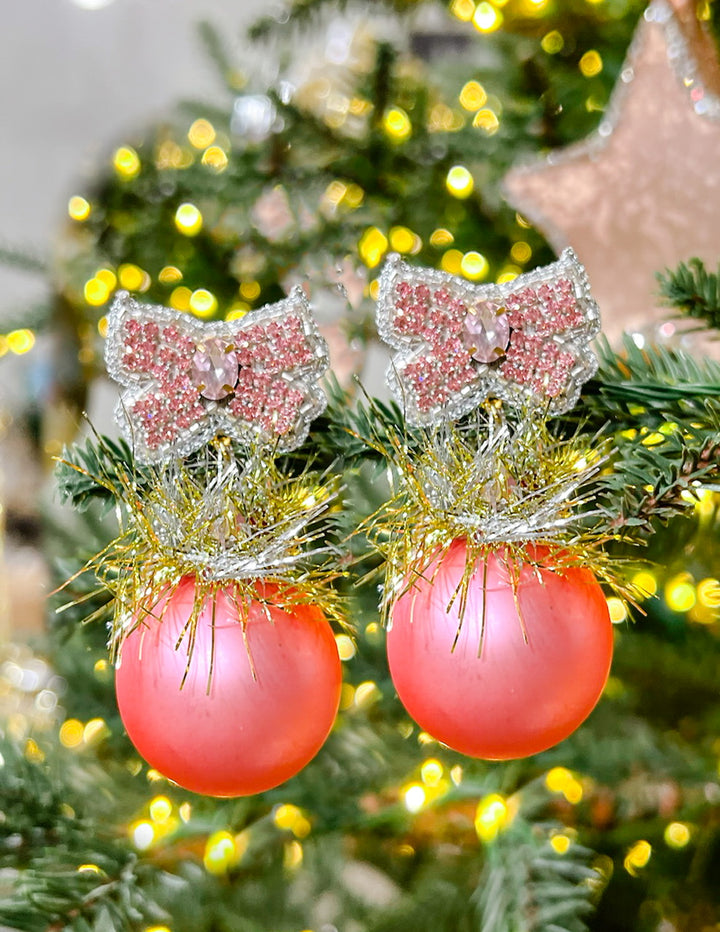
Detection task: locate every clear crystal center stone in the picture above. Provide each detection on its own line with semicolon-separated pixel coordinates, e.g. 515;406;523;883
462;303;510;363
191;338;239;400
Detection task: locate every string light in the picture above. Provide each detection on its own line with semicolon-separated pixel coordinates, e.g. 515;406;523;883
335;634;356;661
624;840;652;875
441;249;464;275
113;146;141;180
459;80;488;111
665;573;696;613
5;329;36;354
473;2;503;33
445;165;474;198
403;783;427;813
170;287;192;311
68;195;91;221
389;226;422;254
545;766;584;803
174;203;203;236
450;0;476;21
542;30;565;54
159;266;183;284
188;119;216;149
383;107;412;141
203;830;237;873
358;227;388;268
188;289;217;317
149;796;173;823
606;597;628;624
202;146;228;171
579;50;603;78
664;822;691;848
354;681;380;709
420;759;444;786
430;228;454;247
239;281;261;301
510;242;532;264
473;109;500;133
461;251;489;280
474;793;509;843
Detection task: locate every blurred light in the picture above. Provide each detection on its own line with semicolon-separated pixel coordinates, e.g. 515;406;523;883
131;821;155;851
542;30;564;54
579;50;603;78
472;109;500;133
274;804;303;831
95;268;117;290
25;738;44;763
428;102;465;132
70;0;116;8
510;241;532;263
189;289;217;317
149;796;173;824
368;279;380;301
83;718;109;746
188;119;216;149
450;765;463;785
6;329;36;354
59;719;84;749
441;249;464;275
697;577;720;608
77;864;104;875
420;759;444;786
497;267;521;283
146;769;166;783
446;165;474;198
474;793;509;843
118;264;150;292
545;766;584;804
339;682;355;710
522;0;548;13
665;574;696;613
284;840;303;869
113;146;141;180
175;203;203;237
664;821;691;849
383;107;412;141
344;183;364;208
473;2;503;32
225;303;250;320
159;266;183;284
354;681;380;709
84;278;110;306
335;634;356;661
156;139;192;170
403;783;427;813
239;280;261;301
450;0;476;20
418;731;436;745
624;840;652;875
461;251;489;280
459;80;487;111
632;570;657;599
145;926;171;932
179;802;192;823
68;195;91;221
430;228;454;247
607;597;628;624
203;830;237;874
202;146;228;171
550;833;572;855
389;226;421;254
358;227;388;268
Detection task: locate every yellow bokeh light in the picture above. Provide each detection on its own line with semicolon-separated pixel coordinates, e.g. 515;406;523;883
417;731;436;745
188;118;216;149
461;251;489;281
445;165;474;199
545;766;573;793
146;769;166;783
145;926;172;932
77;863;104;875
131;820;155;851
624;840;652;875
697;577;720;608
607;597;628;624
665;574;696;613
473;2;503;33
149;795;173;823
284;840;303;869
201;145;228;171
579;50;603;78
459;80;487;111
84;278;110;307
383;107;412;142
497;267;520;283
344;183;364;208
95;268;117;290
472;109;500;133
83;718;109;746
175;203;203;237
403;783;427;813
339;682;355;710
450;0;476;20
225;303;249;320
159;265;183;284
441;249;464;275
189;288;217;317
389;226;421;254
170;286;192;311
113;146;141;180
203;830;237;874
6;329;36;354
239;280;261;301
25;739;45;763
358;227;389;268
510;241;532;264
274;804;303;831
354;680;380;709
542;30;564;54
118;264;150;292
368;279;380;301
59;719;84;748
632;570;658;599
474;794;509;843
68;195;91;221
179;802;192;822
335;634;356;661
664;821;691;849
430;228;454;247
420;759;444;786
94;658;109;675
550;833;572;855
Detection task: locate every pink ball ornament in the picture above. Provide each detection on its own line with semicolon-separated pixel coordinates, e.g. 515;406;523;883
115;576;342;796
387;540;613;759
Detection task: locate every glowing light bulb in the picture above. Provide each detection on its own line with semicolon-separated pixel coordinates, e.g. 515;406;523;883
624;840;652;875
335;634;356;661
664;822;691;849
113;146;141;180
461;251;489;281
189;289;217;317
474;794;509;842
459;81;487;112
188;119;216;149
202;146;228;171
445;165;474;199
68;195;91;221
358;227;388;268
473;2;503;33
579;50;603;78
383;107;412;141
175;203;203;236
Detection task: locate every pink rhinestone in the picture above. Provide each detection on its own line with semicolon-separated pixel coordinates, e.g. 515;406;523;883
191;338;239;401
462;303;510;363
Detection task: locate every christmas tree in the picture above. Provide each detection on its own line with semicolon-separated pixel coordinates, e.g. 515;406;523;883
2;1;720;930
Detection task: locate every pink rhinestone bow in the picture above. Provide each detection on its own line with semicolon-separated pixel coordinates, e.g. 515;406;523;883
105;289;329;464
376;248;600;426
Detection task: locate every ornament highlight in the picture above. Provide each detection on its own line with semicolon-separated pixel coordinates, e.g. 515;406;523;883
387;540;613;759
115;577;342;797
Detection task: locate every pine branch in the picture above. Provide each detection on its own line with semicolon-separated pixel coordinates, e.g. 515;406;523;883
657;258;720;333
247;0;419;41
0;243;48;275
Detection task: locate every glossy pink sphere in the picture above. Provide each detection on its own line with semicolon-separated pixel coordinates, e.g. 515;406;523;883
387;540;613;759
115;577;342;796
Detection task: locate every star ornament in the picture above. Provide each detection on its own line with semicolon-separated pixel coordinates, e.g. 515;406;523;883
376;248;600;426
504;0;720;343
104;289;329;464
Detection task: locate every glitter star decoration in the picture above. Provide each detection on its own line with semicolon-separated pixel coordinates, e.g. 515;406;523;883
376;248;600;426
503;0;720;344
105;289;329;463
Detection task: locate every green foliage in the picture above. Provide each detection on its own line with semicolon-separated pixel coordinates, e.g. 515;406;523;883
657;258;720;333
